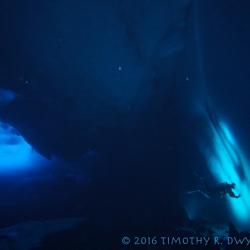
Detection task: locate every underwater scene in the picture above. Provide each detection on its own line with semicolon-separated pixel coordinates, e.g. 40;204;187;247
0;0;250;249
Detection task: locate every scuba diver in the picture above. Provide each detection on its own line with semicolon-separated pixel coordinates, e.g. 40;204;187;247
187;174;241;199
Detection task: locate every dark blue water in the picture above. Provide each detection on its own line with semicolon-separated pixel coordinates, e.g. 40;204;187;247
0;0;250;249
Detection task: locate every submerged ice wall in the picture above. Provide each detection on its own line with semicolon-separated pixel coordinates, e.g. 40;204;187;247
203;105;250;229
0;0;191;159
185;0;250;230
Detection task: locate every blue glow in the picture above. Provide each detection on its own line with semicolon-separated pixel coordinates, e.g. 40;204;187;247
0;122;48;173
219;122;239;166
220;122;236;145
204;118;250;228
0;88;17;106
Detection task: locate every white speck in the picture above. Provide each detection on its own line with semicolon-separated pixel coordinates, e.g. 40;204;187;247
118;66;123;71
25;80;29;84
185;76;190;81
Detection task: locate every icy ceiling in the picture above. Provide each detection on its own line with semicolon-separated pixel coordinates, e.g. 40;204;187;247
0;0;191;159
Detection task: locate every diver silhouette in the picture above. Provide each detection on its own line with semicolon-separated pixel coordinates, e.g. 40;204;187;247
187;174;240;199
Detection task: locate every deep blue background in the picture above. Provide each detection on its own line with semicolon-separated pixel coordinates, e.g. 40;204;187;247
0;0;250;248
